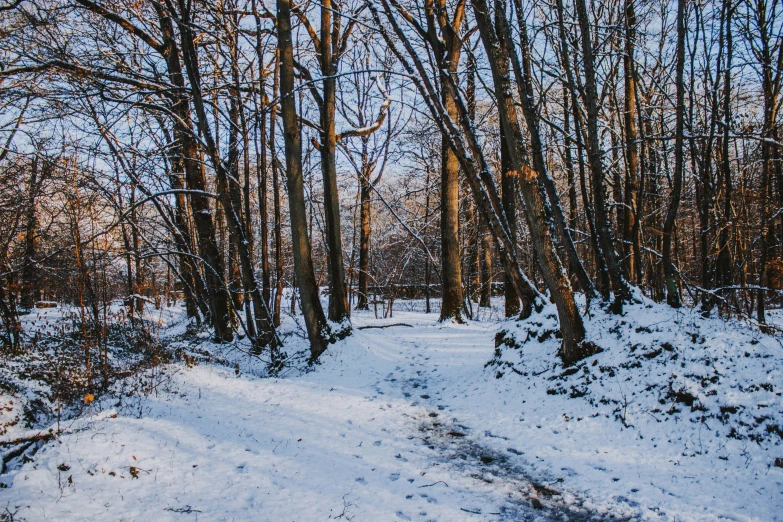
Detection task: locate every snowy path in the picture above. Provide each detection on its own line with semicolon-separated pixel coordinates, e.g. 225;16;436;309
2;310;593;521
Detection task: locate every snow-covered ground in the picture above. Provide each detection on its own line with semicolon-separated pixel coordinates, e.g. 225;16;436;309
1;298;781;520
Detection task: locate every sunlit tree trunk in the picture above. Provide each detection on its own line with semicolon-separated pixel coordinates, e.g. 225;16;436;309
277;0;330;359
473;0;588;364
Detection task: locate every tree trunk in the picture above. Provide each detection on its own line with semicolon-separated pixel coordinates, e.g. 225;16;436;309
68;177;100;327
473;0;588;364
277;0;330;359
268;51;284;327
252;0;271;308
130;182;145;315
176;0;278;348
20;156;41;309
156;7;233;342
371;0;541;319
466;55;481;306
0;278;20;350
751;0;782;325
356;168;372;310
506;0;594;297
623;0;641;284
228;93;247;318
663;0;687;308
574;0;632;310
423;166;433;314
439;81;464;321
164;141;209;321
563;90;579;238
715;1;734;306
479;213;492;308
319;0;350;324
501;128;520;317
555;0;610;299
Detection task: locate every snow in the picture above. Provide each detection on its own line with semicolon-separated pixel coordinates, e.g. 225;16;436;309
485;296;783;520
1;298;781;520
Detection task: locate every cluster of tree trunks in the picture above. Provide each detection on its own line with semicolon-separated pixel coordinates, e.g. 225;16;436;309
1;0;782;367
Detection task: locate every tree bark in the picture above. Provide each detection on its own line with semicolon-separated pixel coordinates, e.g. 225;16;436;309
479;213;492;308
554;0;610;299
663;0;687;308
372;0;541;319
319;0;350;323
252;0;271;308
754;0;783;325
439;70;464;321
436;0;465;322
269;53;284;327
501;127;520;317
356;166;372;310
622;0;641;284
715;1;735;306
228;89;247;319
473;0;588;364
277;0;330;359
505;0;594;298
175;0;277;348
573;0;632;310
20;156;41;309
155;6;233;342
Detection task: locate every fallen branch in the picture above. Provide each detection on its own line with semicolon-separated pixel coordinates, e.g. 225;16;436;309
357;323;414;330
0;430;56;447
0;410;118;446
164;506;202;514
0;441;33;474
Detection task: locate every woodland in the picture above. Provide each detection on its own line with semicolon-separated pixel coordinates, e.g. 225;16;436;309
0;0;781;520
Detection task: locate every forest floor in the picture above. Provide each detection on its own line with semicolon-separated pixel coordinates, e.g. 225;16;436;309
0;297;781;521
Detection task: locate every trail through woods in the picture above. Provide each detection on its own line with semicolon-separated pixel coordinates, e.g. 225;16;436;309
2;302;781;520
0;310;621;521
4;1;783;519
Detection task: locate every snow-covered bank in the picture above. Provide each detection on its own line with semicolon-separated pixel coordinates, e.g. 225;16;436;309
0;303;187;446
1;298;781;520
483;296;782;520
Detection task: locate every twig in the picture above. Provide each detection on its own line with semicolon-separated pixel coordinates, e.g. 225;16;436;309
418;480;449;488
164;506;202;514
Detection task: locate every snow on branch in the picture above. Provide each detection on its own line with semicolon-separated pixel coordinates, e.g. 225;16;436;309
337;75;392;141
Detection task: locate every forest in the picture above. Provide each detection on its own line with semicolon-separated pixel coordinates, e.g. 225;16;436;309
0;0;781;520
